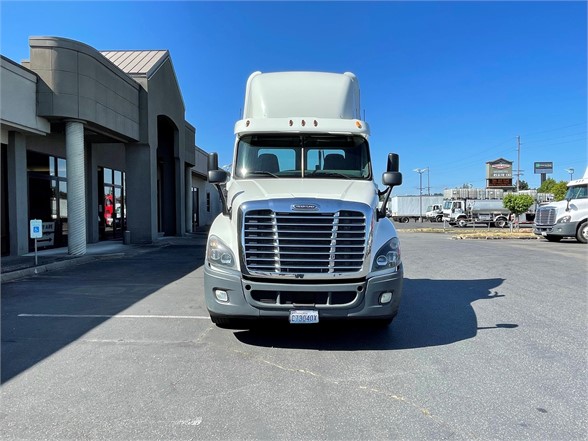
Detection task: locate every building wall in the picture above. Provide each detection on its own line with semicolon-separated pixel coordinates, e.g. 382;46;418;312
1;37;218;256
29;37;140;141
0;57;50;139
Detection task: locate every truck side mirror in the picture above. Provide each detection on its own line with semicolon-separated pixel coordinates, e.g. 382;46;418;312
378;153;403;220
207;152;228;184
208;152;219;171
382;171;402;187
383;153;402;188
207;152;229;215
386;153;399;172
208;169;228;184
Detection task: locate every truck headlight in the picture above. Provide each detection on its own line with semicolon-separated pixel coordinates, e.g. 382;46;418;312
557;215;571;223
207;235;236;269
372;237;401;271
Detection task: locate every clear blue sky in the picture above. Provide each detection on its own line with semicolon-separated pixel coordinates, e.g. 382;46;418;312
1;1;586;194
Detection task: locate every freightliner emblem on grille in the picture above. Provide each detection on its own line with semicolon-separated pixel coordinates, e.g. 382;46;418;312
292;203;319;211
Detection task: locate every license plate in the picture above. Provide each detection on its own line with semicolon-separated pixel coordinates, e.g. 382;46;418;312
289;310;319;324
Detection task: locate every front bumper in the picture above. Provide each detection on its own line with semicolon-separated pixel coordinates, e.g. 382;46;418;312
204;264;404;321
533;221;579;238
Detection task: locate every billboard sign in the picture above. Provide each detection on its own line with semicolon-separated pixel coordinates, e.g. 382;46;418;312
486;159;512;179
534;162;553;174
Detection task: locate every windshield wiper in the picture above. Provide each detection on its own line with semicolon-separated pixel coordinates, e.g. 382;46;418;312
247;171;279;178
306;171;351;179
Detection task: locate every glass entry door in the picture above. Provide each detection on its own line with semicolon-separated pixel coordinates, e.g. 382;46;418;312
99;167;125;240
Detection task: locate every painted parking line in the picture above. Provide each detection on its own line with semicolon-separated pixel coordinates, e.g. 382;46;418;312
18;313;210;319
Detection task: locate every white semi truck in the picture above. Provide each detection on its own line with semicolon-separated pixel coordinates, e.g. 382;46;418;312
533;168;588;243
205;71;404;328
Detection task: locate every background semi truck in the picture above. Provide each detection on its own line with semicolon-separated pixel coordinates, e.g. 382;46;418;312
205;71;404;328
534;167;588;243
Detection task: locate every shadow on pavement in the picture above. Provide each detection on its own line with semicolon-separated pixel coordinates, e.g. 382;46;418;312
1;243;205;384
234;277;516;350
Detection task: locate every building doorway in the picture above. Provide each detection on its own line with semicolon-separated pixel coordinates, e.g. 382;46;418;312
98;167;126;240
156;115;178;236
192;186;199;230
26;150;68;251
1;144;8;256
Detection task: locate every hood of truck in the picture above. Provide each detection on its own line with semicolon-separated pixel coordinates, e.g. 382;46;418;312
226;178;378;211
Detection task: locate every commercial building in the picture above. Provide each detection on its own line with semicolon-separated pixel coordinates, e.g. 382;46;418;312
1;36;220;257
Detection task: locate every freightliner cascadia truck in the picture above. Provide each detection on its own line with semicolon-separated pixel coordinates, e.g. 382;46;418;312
205;71;403;328
534;167;588;243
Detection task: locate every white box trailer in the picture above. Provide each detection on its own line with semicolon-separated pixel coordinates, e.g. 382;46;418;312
388;195;444;223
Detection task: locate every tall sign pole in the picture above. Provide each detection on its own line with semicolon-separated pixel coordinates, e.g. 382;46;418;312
516;135;521;192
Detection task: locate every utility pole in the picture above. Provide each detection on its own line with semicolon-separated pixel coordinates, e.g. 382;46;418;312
516;135;521;192
414;168;426;222
427;167;430;195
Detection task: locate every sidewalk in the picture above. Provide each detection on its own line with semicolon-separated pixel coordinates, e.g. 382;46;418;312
1;231;208;283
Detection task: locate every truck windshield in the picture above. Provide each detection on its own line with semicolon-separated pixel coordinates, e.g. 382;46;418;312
234;134;371;179
565;185;588;200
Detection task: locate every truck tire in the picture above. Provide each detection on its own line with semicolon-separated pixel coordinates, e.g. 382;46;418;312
576;221;587;244
436;215;443;222
545;235;562;242
495;217;507;228
457;218;468;228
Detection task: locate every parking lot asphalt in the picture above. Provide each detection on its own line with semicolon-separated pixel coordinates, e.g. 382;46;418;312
2;228;585;440
0;221;572;284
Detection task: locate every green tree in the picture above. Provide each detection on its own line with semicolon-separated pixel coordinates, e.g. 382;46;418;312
538;178;568;201
537;178;557;193
552;181;568;201
518;180;529;190
503;194;535;229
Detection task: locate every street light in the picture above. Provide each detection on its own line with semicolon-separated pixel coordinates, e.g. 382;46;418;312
414;168;427;222
565;168;574;180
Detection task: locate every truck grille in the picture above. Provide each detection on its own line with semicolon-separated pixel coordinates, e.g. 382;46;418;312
535;207;556;226
243;209;367;275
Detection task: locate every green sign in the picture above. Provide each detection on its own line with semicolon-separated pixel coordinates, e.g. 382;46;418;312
534;162;553;174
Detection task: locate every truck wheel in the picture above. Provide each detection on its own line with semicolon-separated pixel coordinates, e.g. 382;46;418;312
576;222;587;244
495;218;507;228
436;215;443;222
545;235;562;242
457;218;468;228
401;217;410;223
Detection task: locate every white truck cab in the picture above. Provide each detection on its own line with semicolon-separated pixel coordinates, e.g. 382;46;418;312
534;167;588;243
205;71;404;328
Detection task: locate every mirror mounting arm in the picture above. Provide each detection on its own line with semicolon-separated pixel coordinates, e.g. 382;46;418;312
377;187;393;220
208;153;230;216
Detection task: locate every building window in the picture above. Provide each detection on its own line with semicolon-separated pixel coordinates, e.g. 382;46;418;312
27;151;68;250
